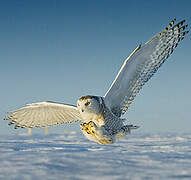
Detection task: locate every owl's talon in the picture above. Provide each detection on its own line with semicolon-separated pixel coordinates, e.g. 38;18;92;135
88;121;95;127
80;121;98;136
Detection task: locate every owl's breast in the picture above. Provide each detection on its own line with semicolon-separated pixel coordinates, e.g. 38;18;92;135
80;111;105;127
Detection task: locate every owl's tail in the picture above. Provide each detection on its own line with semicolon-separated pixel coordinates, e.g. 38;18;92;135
125;124;140;130
115;124;139;141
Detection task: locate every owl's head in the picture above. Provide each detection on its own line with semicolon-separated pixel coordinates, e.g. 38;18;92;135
77;95;103;116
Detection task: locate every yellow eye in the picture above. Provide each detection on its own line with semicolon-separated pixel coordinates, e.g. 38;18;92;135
85;101;90;106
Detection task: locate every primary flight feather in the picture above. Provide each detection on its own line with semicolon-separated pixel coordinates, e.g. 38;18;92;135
4;19;189;144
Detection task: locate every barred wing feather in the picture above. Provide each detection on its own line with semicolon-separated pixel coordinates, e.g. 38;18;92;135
104;19;189;117
4;101;81;129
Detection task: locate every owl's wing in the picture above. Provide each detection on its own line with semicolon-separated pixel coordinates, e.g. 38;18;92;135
104;19;189;117
4;101;82;129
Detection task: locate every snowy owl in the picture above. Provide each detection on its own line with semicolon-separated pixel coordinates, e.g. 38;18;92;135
4;19;189;144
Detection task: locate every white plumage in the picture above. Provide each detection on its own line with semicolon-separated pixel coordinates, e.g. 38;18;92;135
6;102;81;128
4;19;189;144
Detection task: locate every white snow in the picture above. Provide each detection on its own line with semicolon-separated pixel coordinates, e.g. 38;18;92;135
0;132;191;180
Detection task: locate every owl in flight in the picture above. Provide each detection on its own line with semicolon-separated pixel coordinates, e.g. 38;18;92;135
5;19;189;144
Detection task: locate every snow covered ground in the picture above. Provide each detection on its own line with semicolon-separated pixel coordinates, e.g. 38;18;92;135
0;132;191;180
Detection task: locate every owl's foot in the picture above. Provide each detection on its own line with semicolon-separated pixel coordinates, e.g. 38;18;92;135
80;121;97;135
80;122;114;145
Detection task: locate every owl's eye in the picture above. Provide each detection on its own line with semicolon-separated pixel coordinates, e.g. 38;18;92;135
85;101;90;106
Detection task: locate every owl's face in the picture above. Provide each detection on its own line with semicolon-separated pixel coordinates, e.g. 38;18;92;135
77;96;103;117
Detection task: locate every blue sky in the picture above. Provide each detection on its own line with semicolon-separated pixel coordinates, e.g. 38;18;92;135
0;0;191;135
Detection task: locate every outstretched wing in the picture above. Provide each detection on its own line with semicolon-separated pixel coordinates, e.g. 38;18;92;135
104;19;189;117
4;101;82;129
